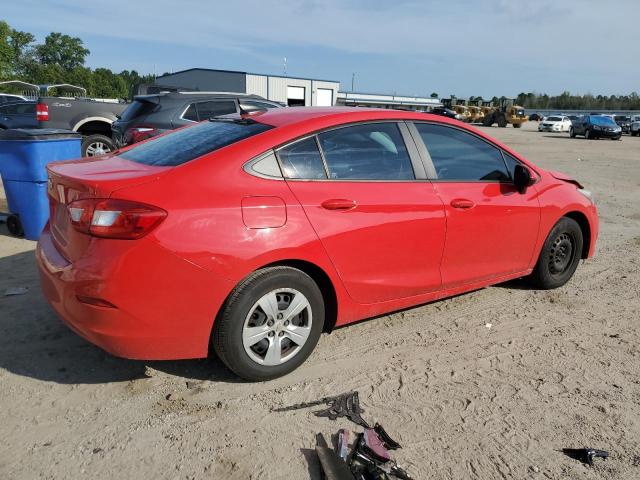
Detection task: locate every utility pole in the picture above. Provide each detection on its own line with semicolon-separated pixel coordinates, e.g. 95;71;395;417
283;57;287;76
351;73;355;92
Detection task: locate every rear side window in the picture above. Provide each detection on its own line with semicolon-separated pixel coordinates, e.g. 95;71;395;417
119;120;273;167
182;104;198;121
196;101;237;119
317;123;414;180
278;137;327;179
120;100;157;121
415;123;509;181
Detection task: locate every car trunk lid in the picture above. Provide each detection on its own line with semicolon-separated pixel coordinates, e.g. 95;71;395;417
46;155;170;262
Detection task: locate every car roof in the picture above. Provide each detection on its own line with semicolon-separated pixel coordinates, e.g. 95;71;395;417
249;106;447;128
134;92;275;102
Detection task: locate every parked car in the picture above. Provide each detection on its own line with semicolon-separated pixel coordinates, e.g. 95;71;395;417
430;107;459;120
528;113;542;121
570;114;622;140
630;116;640;136
38;107;598;380
0;93;30;104
538;115;572;132
0;101;38;129
614;115;631;134
111;92;282;148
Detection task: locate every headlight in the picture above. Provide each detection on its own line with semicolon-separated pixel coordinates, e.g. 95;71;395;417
593;125;602;130
577;188;595;204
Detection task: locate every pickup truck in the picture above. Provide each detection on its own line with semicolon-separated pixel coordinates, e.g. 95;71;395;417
37;96;128;156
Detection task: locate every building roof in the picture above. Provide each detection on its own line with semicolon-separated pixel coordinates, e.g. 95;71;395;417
156;67;339;85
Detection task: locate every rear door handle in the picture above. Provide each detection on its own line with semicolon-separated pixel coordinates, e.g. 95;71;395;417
321;199;357;211
450;198;475;209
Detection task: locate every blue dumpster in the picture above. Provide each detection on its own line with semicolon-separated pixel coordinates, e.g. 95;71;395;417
0;129;81;240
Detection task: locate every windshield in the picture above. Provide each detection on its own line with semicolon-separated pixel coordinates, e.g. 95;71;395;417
589;116;617;126
119;120;273;166
547;116;562;121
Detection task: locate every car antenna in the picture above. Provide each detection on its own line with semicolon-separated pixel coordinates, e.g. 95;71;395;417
238;103;250;117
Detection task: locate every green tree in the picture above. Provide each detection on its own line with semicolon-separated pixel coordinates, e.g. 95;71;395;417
35;32;89;70
430;92;438;98
0;21;13;78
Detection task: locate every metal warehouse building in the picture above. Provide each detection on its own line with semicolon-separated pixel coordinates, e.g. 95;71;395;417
336;91;442;110
154;68;339;107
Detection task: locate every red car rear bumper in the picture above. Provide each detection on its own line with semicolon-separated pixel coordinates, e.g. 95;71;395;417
36;228;234;360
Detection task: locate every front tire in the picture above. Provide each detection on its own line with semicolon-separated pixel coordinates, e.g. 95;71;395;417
212;267;325;381
569;127;576;138
584;129;591;139
529;217;583;289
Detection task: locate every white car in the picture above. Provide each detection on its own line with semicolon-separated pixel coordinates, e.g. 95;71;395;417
538;115;573;132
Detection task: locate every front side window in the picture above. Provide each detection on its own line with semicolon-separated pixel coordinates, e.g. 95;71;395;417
317;123;415;180
277;137;327;179
119;120;272;167
414;123;509;181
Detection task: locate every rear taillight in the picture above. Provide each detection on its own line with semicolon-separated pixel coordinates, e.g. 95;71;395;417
126;127;157;144
67;198;166;240
36;103;49;121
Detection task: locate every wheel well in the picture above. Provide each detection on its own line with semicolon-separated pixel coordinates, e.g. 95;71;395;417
564;211;591;258
77;120;112;137
263;259;338;333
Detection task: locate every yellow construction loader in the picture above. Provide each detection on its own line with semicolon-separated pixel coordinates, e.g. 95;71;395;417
482;98;528;128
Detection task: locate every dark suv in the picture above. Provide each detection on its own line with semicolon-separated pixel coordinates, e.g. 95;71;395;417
569;114;622;140
111;92;282;147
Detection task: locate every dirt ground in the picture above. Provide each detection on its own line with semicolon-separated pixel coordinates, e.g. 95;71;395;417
1;123;639;480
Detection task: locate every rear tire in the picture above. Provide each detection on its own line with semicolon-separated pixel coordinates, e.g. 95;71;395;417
212;267;325;381
82;134;115;157
497;114;507;128
482;114;494;127
529;217;583;289
513;123;521;128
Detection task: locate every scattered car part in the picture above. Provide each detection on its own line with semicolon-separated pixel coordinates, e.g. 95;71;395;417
315;433;355;480
4;286;29;296
274;391;370;428
337;429;351;461
562;448;609;466
373;423;401;450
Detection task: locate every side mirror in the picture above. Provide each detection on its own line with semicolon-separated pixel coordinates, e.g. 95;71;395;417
513;164;533;194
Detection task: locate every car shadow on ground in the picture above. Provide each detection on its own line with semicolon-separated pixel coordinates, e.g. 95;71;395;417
0;246;243;385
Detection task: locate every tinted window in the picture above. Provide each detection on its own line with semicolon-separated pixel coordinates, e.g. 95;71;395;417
415;123;509;181
196;101;237;119
502;152;520;180
317;123;414;180
2;103;35;114
119;120;272;167
120;100;156;121
278;137;327;179
240;101;279;112
182;103;198;121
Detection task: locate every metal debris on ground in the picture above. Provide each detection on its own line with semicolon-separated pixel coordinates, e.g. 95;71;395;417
562;447;609;466
273;391;370;427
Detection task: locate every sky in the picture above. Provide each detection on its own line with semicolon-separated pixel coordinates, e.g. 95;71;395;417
4;0;640;98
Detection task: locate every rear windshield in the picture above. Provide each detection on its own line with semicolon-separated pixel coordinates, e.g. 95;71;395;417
547;116;562;121
119;120;273;166
120;100;157;121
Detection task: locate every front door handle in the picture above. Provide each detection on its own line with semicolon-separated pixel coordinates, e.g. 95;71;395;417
450;198;475;209
321;199;357;211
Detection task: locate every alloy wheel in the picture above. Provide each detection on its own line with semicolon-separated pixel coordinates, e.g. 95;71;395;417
85;141;112;156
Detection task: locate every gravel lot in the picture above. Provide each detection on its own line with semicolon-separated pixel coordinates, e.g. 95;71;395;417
1;123;639;479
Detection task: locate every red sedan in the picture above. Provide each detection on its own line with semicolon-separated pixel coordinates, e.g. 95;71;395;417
37;107;598;380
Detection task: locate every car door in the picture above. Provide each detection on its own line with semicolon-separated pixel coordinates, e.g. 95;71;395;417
410;122;540;288
278;121;447;304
